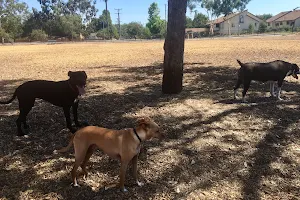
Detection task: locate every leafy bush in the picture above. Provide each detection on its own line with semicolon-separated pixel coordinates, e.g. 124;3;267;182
0;28;11;41
248;24;254;34
96;26;119;40
258;22;267;33
141;27;151;39
30;29;48;41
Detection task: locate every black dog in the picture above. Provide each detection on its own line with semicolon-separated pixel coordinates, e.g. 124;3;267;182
234;60;299;102
0;71;87;136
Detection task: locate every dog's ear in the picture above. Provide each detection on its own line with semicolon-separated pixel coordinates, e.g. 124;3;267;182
293;64;300;74
81;71;87;78
68;71;73;77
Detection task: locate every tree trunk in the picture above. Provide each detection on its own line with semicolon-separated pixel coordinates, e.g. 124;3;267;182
162;0;187;94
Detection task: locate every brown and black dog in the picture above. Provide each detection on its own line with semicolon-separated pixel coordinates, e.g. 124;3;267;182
54;117;162;192
234;60;299;102
0;71;87;136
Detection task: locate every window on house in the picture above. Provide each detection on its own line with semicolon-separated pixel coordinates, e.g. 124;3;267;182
291;21;295;26
280;22;283;25
268;23;270;26
287;21;290;25
239;15;244;23
216;23;220;28
232;23;235;27
255;23;257;27
276;23;279;26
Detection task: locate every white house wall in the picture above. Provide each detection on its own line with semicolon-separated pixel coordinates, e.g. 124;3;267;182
218;11;261;34
268;18;300;29
295;18;300;28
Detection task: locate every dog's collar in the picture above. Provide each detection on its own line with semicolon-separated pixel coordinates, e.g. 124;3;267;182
133;128;142;143
68;80;78;93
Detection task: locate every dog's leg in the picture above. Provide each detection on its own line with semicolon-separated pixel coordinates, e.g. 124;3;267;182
72;100;88;127
270;82;276;97
276;80;283;100
16;103;33;136
119;160;129;192
242;81;251;103
16;117;23;136
63;106;76;133
71;162;81;187
81;145;96;179
132;155;144;187
233;79;242;99
72;100;81;127
71;143;88;187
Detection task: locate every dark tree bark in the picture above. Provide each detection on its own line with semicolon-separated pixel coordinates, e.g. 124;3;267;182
162;0;187;94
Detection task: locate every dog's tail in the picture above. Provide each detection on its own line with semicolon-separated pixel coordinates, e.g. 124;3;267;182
237;59;244;67
53;134;75;154
0;90;17;104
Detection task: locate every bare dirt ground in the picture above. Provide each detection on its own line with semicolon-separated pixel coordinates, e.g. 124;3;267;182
1;35;300;200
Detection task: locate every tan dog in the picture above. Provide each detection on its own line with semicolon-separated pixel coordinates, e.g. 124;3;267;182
54;117;161;192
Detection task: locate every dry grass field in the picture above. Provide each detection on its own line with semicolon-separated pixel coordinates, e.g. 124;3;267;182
1;35;300;200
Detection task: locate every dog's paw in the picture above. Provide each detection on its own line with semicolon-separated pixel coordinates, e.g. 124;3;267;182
136;181;144;187
53;150;58;154
71;183;80;187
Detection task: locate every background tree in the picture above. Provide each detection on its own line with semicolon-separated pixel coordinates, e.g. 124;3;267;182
192;12;208;28
146;2;165;38
85;9;118;39
120;23;151;39
212;0;251;16
59;15;82;39
162;0;187;94
256;13;272;21
22;8;49;37
66;0;97;23
0;0;28;43
126;22;143;39
186;16;193;28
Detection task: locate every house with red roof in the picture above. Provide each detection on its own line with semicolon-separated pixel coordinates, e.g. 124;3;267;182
208;10;262;35
266;9;300;29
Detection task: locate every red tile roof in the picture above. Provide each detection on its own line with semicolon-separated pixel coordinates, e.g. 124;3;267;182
266;11;290;23
266;10;300;23
275;10;300;22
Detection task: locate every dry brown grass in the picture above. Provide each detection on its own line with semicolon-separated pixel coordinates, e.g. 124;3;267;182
1;35;300;200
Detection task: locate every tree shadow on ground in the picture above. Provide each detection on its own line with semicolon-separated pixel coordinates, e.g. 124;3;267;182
1;63;300;199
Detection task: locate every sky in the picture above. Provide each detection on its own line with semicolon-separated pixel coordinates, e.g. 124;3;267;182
25;0;300;25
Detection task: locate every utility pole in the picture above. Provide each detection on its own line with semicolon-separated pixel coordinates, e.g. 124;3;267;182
115;8;121;39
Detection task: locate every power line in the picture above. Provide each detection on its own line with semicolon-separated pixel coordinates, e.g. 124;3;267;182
115;8;122;39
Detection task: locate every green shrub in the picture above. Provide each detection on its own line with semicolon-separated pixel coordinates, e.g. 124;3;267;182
248;24;254;34
30;29;48;41
258;22;267;33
